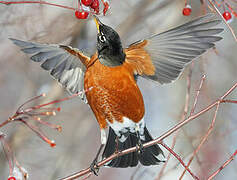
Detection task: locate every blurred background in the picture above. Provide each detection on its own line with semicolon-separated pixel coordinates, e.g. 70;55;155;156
0;0;237;179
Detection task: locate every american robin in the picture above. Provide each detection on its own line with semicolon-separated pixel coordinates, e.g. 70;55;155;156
10;13;223;173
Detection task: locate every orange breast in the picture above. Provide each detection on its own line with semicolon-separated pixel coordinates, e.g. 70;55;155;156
84;58;145;129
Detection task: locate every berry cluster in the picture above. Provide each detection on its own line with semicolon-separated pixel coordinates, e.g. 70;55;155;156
182;0;236;23
75;0;110;19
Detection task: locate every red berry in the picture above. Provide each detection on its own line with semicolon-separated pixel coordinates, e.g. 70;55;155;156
75;10;89;19
50;142;56;147
222;11;232;22
182;4;192;16
81;0;94;6
90;0;99;14
103;2;109;15
8;177;16;180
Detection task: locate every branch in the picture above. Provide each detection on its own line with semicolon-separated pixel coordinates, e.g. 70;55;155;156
0;133;14;177
157;66;196;180
0;90;90;146
60;82;237;180
179;100;220;179
0;90;92;179
0;1;76;11
0;0;111;16
0;132;29;179
207;149;237;180
160;142;199;180
158;74;206;179
189;75;206;116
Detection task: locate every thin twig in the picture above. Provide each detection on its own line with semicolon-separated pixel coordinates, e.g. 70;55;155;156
220;99;237;104
17;93;45;112
0;90;90;148
189;75;206;116
0;133;14;176
207;149;237;180
179;102;220;179
15;160;28;180
156;67;193;180
160;142;199;180
15;118;56;147
179;75;207;179
25;90;87;112
0;118;12;128
157;73;205;180
156;134;178;180
0;1;76;11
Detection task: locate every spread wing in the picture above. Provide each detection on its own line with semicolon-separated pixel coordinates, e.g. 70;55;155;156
10;38;90;103
125;13;223;84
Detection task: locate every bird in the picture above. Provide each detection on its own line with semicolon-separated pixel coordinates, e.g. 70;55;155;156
10;13;223;174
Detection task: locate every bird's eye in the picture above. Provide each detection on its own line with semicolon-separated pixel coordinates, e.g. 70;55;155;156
99;35;106;43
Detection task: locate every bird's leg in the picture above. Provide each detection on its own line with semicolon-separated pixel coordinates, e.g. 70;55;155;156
90;144;104;176
115;136;119;153
90;129;106;176
135;128;144;154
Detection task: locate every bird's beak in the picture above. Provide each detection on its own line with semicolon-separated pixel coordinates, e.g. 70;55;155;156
93;15;101;33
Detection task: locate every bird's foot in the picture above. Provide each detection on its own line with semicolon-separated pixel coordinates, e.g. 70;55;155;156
135;130;144;154
90;144;104;175
90;159;100;176
114;148;122;154
136;139;144;154
114;137;122;154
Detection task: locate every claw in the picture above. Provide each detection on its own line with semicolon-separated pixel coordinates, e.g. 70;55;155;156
90;144;104;176
135;129;144;154
90;159;99;176
136;139;144;154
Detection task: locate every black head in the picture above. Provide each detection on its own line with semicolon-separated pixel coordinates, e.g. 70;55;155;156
94;16;125;67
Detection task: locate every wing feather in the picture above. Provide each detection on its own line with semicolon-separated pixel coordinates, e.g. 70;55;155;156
125;13;223;84
10;38;90;103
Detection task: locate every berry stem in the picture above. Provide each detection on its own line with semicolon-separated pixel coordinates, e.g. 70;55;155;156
77;0;81;10
15;118;56;147
32;116;62;132
27;90;88;111
0;134;14;176
16;93;45;113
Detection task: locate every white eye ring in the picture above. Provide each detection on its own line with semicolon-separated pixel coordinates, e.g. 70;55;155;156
99;35;106;43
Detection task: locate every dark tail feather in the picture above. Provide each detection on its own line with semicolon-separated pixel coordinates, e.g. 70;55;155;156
102;127;164;168
102;128;138;167
139;127;164;166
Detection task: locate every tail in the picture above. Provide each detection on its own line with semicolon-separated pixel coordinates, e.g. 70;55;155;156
102;127;165;168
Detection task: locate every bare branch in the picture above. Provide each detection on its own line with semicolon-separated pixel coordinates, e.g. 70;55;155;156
207;149;237;180
157;66;194;180
179;101;220;179
0;1;76;11
160;142;199;180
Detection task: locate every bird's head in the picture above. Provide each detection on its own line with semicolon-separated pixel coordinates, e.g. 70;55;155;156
93;16;125;67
